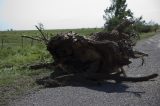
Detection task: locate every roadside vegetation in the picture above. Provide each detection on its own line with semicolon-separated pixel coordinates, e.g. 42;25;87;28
0;28;159;106
0;0;159;105
103;0;159;39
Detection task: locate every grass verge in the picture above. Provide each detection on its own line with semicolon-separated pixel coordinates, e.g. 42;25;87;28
0;45;52;106
140;31;157;40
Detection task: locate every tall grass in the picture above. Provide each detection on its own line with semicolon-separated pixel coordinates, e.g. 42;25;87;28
0;28;102;104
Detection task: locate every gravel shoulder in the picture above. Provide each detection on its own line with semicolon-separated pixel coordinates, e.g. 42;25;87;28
9;34;160;106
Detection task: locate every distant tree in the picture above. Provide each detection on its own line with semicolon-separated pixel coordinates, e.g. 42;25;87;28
153;24;159;32
7;28;13;31
10;28;13;31
133;18;159;33
103;0;133;31
147;21;159;32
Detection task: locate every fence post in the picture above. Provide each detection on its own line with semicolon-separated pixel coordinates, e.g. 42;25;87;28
1;38;4;49
31;39;34;46
21;36;24;48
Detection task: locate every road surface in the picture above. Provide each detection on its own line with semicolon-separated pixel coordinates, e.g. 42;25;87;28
10;34;160;106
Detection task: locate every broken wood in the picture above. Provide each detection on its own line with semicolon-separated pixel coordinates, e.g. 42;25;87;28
29;63;54;69
29;19;158;87
21;35;41;42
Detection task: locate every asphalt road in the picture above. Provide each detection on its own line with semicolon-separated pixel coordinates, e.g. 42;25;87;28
10;34;160;106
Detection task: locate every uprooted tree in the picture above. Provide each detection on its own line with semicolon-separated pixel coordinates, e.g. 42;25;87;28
26;19;158;87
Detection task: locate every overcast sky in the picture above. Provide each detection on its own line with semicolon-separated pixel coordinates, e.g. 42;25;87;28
0;0;160;30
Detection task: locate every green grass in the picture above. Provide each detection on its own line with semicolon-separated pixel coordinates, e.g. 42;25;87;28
140;31;157;40
0;28;158;105
0;28;103;105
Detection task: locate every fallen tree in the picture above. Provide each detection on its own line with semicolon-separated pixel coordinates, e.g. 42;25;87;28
29;19;158;87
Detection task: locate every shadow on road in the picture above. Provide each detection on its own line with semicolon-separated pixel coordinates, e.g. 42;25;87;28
84;82;145;97
37;77;145;97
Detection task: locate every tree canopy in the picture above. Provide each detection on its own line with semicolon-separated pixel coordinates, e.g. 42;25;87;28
103;0;133;31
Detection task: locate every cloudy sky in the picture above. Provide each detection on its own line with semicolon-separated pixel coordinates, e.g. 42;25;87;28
0;0;160;30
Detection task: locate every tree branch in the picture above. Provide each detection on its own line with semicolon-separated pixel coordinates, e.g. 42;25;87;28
21;35;41;41
35;25;49;45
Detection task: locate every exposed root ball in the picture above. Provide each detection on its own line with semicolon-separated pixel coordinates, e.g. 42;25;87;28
35;20;158;87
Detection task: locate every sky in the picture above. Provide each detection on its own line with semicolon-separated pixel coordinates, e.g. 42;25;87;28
0;0;160;30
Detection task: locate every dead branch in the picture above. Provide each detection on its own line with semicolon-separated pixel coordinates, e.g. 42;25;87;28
35;25;49;45
21;35;41;41
33;19;158;87
29;62;54;69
